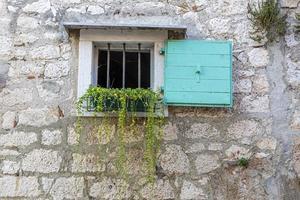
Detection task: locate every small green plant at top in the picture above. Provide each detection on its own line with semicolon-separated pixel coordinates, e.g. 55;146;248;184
76;87;164;183
248;0;287;43
238;157;249;168
295;13;300;33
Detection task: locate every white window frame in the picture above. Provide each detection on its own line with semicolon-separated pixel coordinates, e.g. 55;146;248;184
77;29;168;116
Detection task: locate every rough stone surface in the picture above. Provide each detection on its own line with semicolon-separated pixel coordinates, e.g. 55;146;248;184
180;180;205;200
1;160;20;174
0;131;37;147
71;153;105;172
184;123;219;139
225;145;250;160
29;45;60;60
18;107;59;127
49;177;84;200
1;111;16;129
256;137;277;151
159;145;190;175
23;0;51;14
89;178;131;199
227;120;261;139
291;110;300;130
185;142;205;153
195;154;220;174
22;149;62;173
140;179;175;199
281;0;300;8
42;129;62;145
44;61;70;79
163;122;178;140
0;176;40;197
240;95;270;113
248;48;269;68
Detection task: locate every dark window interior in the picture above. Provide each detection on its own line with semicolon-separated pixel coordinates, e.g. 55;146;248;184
98;50;150;89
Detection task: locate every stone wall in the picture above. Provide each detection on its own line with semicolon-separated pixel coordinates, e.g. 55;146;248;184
0;0;300;199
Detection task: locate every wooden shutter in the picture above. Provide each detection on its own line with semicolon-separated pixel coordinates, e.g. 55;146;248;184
163;40;233;107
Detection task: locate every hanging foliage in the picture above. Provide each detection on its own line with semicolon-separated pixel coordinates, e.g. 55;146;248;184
76;87;164;183
248;0;287;44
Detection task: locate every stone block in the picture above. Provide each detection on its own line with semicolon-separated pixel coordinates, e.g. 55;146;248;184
29;45;60;60
227;120;261;139
185;143;205;153
2;111;16;130
44;61;70;78
281;0;300;8
1;160;20;174
240;95;270;113
256;137;277;150
49;177;84;200
18;107;59;127
248;48;269;68
0;131;37;147
184;123;219;139
0;176;40;197
71;153;105;172
42;129;62;145
163;122;178;141
17;15;39;31
225;145;250;160
159;145;190;175
23;0;51;14
291;110;300;130
195;154;220;174
140;179;174;199
90;178;131;199
87;5;105;15
22;149;62;173
180;180;205;200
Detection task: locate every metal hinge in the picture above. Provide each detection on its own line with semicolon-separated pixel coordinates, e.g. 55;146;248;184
159;48;165;55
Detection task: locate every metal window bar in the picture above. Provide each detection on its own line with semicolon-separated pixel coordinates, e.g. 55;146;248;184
138;43;141;88
122;43;126;88
106;43;110;88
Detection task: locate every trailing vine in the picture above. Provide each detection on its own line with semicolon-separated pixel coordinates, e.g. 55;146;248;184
76;87;164;183
248;0;286;44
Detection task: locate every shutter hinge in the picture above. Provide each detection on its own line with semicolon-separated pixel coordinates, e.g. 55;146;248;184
159;48;165;55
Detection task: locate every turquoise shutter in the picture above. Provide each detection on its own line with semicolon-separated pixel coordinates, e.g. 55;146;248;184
164;40;233;107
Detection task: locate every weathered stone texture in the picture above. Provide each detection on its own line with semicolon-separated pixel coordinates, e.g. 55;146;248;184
22;149;62;173
0;131;37;147
42;129;62;145
90;178;131;199
159;145;190;175
71;153;105;172
1;111;16;130
195;154;220;174
180;180;205;200
49;177;84;200
0;176;40;197
248;48;269;68
18;107;59;127
140;179;175;199
185;123;219;139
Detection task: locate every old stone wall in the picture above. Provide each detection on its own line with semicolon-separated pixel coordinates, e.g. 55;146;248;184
0;0;300;199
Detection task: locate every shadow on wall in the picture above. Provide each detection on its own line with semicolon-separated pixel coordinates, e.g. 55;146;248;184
0;62;9;91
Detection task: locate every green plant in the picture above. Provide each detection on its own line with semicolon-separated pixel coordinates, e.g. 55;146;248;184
76;87;164;183
248;0;286;43
296;13;300;33
238;157;249;168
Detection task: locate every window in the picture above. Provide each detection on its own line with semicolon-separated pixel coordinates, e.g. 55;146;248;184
96;43;152;89
77;29;167;99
